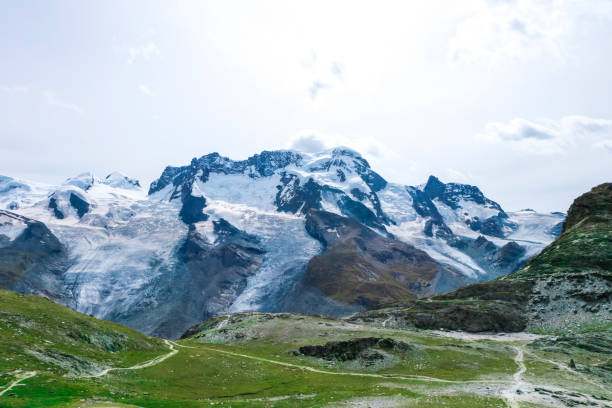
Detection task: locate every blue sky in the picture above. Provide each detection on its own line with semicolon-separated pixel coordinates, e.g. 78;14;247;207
1;0;611;212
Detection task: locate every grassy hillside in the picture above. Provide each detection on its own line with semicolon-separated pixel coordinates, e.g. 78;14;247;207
1;291;610;407
0;289;168;406
0;289;167;372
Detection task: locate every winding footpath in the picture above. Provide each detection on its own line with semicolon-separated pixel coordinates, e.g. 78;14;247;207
501;346;526;408
82;339;178;378
0;371;37;397
0;340;178;397
169;341;511;385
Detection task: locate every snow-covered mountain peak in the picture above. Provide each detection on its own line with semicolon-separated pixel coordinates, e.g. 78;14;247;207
0;175;32;194
102;172;142;190
64;172;101;191
63;171;141;192
0;175;54;211
422;175;503;213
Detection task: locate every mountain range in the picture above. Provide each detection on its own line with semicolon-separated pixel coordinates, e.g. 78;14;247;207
350;182;612;333
0;147;564;338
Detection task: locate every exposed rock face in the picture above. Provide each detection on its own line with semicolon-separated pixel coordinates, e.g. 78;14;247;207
349;300;528;332
423;175;501;211
348;183;611;332
48;196;64;219
179;193;208;224
513;183;612;330
281;210;469;314
149;151;306;224
0;210;71;304
150;150;305;196
69;193;90;218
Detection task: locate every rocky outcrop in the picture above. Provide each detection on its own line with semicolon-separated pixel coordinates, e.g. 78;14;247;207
406;176;528;270
179;193;208;224
422;175;504;215
298;337;412;361
69;193;90;218
348;299;528;332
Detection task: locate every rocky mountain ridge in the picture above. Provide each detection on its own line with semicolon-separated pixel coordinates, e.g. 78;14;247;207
0;147;563;338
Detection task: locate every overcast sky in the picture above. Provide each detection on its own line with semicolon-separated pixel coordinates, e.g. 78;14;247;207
1;0;611;212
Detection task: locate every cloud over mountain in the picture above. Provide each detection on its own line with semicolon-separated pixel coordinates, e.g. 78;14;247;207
477;116;612;155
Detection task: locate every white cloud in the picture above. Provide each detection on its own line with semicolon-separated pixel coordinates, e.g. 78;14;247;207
477;115;612;155
127;41;161;64
287;130;392;159
448;0;612;68
288;131;329;153
138;84;155;97
43;91;84;114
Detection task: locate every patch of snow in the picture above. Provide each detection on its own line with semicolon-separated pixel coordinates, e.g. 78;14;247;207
197;173;280;212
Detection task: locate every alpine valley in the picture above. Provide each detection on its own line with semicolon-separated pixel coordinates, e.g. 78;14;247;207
0;148;610;408
0;148;563;339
